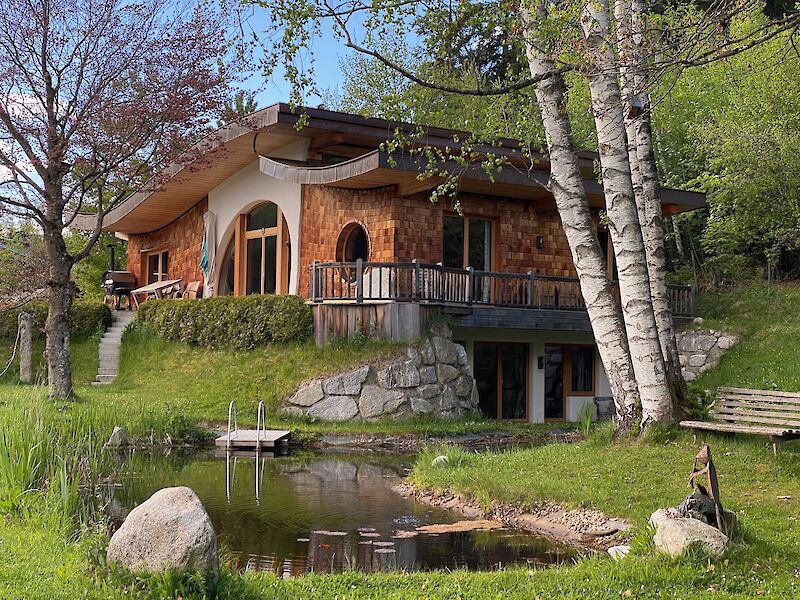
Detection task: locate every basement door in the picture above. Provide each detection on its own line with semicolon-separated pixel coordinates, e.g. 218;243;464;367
473;342;528;421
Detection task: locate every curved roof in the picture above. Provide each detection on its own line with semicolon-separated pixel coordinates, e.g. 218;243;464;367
73;103;705;234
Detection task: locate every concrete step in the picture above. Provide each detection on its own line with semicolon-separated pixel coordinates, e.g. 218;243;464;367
97;368;118;376
91;380;112;386
94;374;117;384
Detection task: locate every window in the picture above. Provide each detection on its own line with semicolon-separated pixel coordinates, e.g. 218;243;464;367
336;222;369;262
234;202;290;296
146;250;168;285
474;342;528;420
443;215;492;271
544;344;595;421
597;228;618;280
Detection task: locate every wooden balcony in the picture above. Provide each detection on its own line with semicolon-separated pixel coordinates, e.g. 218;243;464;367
309;260;694;318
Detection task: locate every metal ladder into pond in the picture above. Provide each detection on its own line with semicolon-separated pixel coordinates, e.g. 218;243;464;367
224;400;270;504
217;400;290;451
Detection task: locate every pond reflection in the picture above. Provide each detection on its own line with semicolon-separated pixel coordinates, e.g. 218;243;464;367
105;449;576;576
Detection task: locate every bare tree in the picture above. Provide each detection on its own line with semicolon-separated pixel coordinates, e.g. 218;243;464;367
0;0;233;397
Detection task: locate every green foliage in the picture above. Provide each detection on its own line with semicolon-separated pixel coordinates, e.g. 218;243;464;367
65;231;126;299
0;300;111;340
136;295;312;349
577;402;593;437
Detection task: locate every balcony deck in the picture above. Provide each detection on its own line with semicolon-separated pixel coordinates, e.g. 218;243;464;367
309;261;694;343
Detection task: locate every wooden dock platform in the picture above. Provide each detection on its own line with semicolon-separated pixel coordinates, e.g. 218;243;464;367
215;429;290;450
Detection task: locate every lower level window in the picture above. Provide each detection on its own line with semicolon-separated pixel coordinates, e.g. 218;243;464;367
474;342;528;420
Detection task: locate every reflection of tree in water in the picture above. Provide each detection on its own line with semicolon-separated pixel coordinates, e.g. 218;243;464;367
106;451;577;577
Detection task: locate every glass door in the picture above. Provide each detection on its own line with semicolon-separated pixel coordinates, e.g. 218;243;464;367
474;342;528;420
544;346;565;420
243;203;280;295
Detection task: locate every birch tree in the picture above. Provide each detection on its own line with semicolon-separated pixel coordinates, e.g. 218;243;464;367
0;0;234;397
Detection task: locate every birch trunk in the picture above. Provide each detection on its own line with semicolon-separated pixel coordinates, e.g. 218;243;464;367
523;6;640;434
615;0;687;409
581;0;673;427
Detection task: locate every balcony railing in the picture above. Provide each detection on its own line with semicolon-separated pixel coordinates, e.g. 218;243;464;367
309;260;694;317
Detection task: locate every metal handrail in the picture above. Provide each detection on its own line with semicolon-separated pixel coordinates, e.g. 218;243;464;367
226;400;238;449
256;400;266;451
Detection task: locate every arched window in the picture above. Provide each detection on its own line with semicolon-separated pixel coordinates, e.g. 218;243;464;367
336;222;370;263
218;202;290;296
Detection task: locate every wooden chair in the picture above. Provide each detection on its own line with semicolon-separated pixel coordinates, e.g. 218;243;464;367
177;281;203;300
680;386;800;454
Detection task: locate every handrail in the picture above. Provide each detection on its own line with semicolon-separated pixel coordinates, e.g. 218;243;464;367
256;400;266;452
309;260;695;317
226;400;238;449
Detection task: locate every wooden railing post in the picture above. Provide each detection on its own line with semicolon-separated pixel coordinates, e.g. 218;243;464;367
527;271;535;307
466;266;474;305
356;258;364;303
688;284;696;317
413;259;421;301
310;260;318;302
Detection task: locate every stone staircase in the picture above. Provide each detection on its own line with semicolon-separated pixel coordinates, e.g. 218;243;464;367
93;310;136;386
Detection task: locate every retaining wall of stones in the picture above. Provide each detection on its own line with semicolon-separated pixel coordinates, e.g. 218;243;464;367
282;326;479;421
677;320;738;382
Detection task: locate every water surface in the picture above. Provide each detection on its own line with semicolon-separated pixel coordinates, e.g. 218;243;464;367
107;450;576;577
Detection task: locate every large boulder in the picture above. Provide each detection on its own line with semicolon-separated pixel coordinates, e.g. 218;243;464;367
650;508;728;558
308;396;359;421
107;487;217;575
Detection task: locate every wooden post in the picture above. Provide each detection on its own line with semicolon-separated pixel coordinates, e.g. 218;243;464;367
413;259;421;301
356;258;364;303
310;260;318;302
19;312;33;384
528;271;535;307
466;266;474;305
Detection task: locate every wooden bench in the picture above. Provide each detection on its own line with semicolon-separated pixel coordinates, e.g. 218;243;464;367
680;387;800;454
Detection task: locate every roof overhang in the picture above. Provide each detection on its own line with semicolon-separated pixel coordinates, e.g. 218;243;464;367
71;103;705;234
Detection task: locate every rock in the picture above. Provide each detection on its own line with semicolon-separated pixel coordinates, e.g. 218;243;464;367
107;487;217;575
608;545;631;560
359;385;405;419
420;340;436;365
419;366;437;384
308;396;359;421
679;354;688;366
431;336;457;365
695;335;717;352
431;455;449;466
410;397;434;414
281;405;306;418
454;375;472;397
650;508;728;558
693;317;704;326
106;426;128;448
341;365;370;395
438;387;458;411
416;384;441;399
406;347;422;367
429;322;452;340
682;369;697;382
377;361;420;389
436;363;460;383
289;381;324;406
455;344;468;367
718;335;737;350
689;354;707;367
322;376;345;395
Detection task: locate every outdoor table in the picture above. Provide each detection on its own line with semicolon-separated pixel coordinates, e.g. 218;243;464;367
130;279;182;308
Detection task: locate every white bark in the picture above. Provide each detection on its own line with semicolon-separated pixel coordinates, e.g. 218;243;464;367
581;0;673;427
523;6;640;433
615;0;686;406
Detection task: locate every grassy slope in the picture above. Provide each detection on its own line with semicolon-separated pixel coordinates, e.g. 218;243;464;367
2;285;799;599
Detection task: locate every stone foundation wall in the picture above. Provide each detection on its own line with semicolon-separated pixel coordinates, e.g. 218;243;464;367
282;327;479;421
677;320;738;382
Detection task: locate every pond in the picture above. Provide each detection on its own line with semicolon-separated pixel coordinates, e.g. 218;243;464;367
105;449;577;577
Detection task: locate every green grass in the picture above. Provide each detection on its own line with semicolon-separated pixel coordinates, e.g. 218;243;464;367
693;284;800;392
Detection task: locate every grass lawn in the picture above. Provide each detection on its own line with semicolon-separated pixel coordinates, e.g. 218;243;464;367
1;284;799;599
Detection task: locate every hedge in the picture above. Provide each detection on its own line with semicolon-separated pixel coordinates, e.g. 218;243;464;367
136;295;313;349
0;300;112;340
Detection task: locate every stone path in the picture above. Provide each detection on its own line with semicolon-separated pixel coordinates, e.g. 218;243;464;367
93;310;136;386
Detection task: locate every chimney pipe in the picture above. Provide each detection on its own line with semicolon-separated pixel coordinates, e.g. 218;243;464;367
107;244;116;272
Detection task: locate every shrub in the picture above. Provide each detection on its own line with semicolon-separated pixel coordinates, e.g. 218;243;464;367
136;295;313;349
0;300;111;340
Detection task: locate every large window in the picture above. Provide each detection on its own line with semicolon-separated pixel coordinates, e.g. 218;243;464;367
336;222;369;263
443;215;492;271
146;250;168;285
474;342;528;420
544;345;596;421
